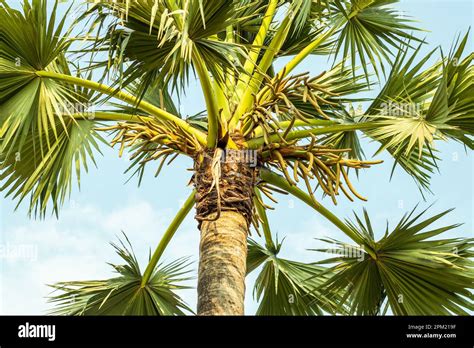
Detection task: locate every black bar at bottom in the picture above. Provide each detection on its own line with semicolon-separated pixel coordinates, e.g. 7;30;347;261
0;316;472;347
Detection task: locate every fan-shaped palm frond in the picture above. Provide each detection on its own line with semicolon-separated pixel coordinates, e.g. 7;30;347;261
275;0;336;57
0;1;110;217
332;0;423;79
86;0;251;96
0;0;206;216
248;239;346;315
0;0;78;150
312;207;474;315
0;118;105;217
364;31;473;189
49;234;193;315
440;31;474;148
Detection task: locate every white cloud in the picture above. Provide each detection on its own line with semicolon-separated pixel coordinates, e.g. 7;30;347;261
0;200;201;314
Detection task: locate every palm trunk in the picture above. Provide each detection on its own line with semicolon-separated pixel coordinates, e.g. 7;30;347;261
197;211;248;315
193;147;256;315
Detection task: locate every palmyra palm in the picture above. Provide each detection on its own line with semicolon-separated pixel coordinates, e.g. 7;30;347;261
0;0;472;315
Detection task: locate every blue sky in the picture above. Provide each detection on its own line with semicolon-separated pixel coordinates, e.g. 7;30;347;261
0;0;472;315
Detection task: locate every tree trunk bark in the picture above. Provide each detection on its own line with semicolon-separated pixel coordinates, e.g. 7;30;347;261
197;211;248;315
193;147;257;315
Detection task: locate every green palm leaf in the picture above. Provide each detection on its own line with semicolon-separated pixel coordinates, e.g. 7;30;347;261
312;207;474;315
332;0;423;79
440;30;474;148
0;118;105;217
48;233;193;315
0;0;78;149
0;0;108;217
87;0;250;96
276;0;336;57
248;239;346;315
364;31;473;189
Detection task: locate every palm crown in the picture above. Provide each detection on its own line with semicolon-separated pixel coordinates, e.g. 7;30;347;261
0;0;472;315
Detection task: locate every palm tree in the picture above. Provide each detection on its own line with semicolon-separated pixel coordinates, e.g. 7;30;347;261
1;0;472;316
